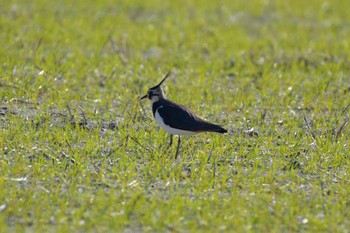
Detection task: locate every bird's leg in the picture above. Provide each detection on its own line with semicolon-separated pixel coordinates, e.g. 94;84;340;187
175;136;181;159
168;135;173;148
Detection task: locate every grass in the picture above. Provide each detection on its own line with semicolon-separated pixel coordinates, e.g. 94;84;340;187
1;0;349;232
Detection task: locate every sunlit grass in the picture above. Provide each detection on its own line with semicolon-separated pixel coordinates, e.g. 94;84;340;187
1;0;349;232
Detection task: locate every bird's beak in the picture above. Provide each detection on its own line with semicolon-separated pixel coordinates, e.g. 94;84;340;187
140;94;148;100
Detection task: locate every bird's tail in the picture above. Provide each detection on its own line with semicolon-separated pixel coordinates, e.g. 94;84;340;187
204;123;227;134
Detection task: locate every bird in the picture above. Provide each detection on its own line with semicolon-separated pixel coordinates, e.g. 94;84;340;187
140;68;227;159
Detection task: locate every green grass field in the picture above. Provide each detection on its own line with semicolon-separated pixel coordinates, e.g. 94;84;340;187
1;0;349;232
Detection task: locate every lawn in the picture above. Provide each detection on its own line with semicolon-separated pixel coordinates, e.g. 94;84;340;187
1;0;349;232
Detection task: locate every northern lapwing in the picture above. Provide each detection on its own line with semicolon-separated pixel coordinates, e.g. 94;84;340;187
140;69;227;159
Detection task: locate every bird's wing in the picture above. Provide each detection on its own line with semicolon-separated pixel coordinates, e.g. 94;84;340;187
156;102;211;132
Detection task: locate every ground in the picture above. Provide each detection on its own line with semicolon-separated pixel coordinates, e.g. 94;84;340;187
0;0;349;232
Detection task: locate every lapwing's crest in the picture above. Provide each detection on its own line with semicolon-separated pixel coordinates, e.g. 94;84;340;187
140;68;227;159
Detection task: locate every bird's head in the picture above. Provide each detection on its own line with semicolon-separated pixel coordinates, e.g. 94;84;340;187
140;68;172;103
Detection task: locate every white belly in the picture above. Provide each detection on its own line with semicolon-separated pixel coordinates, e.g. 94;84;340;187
155;109;197;136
